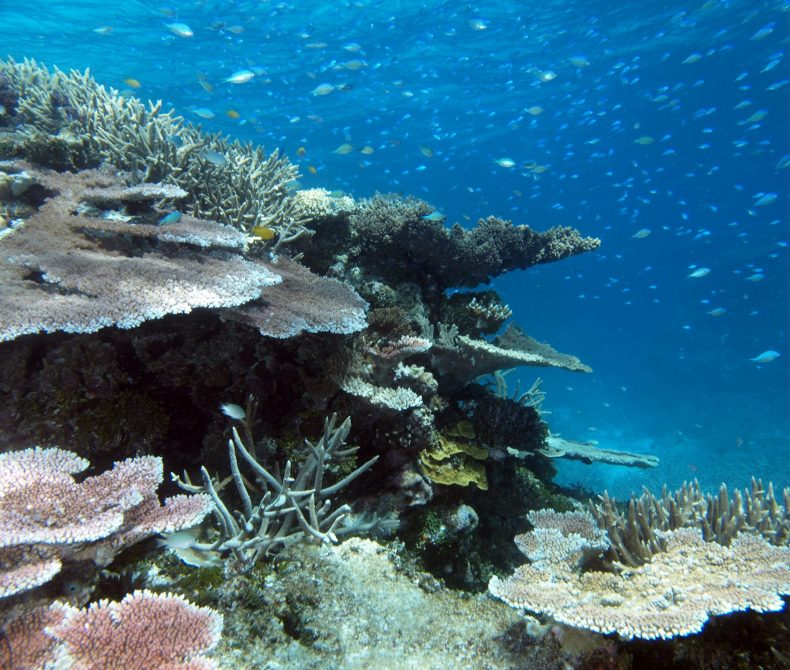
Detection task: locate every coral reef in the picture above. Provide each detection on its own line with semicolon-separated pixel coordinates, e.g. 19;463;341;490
0;446;211;631
0;162;367;342
173;414;379;573
0;58;303;240
5;590;222;670
9;57;779;669
490;508;790;640
589;478;790;567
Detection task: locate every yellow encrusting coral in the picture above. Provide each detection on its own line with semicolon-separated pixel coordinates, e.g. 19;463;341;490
419;427;489;490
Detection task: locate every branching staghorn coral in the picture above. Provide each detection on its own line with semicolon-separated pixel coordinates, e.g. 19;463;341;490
588;477;790;567
0;57;307;241
489;508;790;640
174;414;379;574
485;371;547;414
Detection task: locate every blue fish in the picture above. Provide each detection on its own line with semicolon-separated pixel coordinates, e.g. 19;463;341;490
753;192;778;207
159;211;182;225
421;211;446;222
749;350;780;363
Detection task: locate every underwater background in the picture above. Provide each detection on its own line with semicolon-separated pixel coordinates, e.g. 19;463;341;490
1;0;787;499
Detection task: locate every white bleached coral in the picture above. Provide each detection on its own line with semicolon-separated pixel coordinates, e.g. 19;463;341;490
340;376;423;412
293;187;356;220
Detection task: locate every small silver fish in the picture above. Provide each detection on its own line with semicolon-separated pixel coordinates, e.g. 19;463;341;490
220;403;246;419
311;83;335;96
753;192;777;207
166;22;193;38
687;267;710;278
494;157;516;168
225;69;255;84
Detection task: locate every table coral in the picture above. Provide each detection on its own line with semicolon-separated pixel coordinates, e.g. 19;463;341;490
490;508;790;640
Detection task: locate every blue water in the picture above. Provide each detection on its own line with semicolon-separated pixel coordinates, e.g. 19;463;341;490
2;0;788;498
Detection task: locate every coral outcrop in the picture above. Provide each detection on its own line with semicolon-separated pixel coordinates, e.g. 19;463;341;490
5;590;222;670
490;507;790;640
0;58;303;240
346;196;601;291
8;55;768;669
0;162;367;342
0;447;212;625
